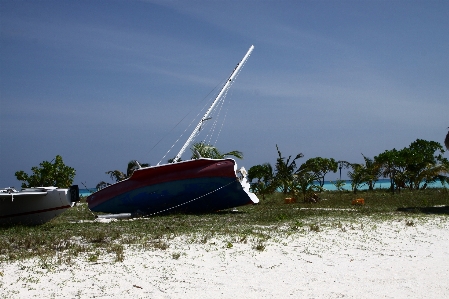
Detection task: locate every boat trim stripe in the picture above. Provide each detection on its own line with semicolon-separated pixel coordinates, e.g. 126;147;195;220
0;205;72;219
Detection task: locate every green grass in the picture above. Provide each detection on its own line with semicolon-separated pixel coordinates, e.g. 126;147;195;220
1;188;448;263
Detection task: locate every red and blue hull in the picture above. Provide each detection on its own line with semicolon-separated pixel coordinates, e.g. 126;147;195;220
87;159;258;215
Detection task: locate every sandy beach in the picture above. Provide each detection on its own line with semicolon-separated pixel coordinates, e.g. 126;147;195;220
1;215;448;299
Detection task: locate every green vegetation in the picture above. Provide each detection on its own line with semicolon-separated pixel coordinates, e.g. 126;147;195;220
0;189;447;264
272;144;304;194
5;138;447;265
297;157;338;187
190;142;243;160
247;163;275;200
14;155;75;188
96;160;150;189
248;139;449;198
375;139;448;191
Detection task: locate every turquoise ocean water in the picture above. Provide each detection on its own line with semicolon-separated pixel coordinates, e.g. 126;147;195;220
314;178;445;191
78;179;446;197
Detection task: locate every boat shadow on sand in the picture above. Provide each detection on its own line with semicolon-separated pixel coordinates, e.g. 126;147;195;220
397;206;449;215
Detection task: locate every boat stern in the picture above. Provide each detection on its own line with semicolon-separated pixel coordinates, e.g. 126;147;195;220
69;185;80;206
235;164;260;204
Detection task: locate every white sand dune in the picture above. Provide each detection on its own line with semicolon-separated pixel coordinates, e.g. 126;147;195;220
1;215;448;298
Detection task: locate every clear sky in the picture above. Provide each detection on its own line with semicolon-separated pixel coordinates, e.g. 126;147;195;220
1;0;448;188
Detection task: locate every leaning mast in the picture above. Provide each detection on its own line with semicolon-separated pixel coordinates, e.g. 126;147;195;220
172;45;254;163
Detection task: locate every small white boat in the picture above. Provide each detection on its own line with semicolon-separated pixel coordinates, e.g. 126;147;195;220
0;185;80;225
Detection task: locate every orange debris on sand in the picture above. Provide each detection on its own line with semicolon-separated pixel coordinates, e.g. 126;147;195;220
352;198;365;205
284;198;296;204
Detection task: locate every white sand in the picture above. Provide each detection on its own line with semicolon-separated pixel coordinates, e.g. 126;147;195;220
1;215;448;299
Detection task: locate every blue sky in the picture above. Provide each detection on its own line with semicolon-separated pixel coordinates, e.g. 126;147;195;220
1;0;448;188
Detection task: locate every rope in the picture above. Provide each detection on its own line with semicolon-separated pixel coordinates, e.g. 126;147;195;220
144;179;238;216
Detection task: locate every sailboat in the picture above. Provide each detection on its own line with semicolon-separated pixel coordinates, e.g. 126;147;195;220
87;45;259;216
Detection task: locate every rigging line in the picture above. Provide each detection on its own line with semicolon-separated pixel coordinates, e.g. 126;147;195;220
214;98;230;146
146;77;226;160
204;91;226;145
211;92;228;145
157;106;203;165
205;75;236;146
157;79;229;165
212;59;244;145
213;55;249;145
169;46;254;163
144;180;238;217
207;98;225;147
205;99;224;145
90;180;238;220
210;57;247;147
209;75;238;146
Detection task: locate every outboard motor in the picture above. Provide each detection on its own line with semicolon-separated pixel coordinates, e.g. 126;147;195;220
69;185;80;203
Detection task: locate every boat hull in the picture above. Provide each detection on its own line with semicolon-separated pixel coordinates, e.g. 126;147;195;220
0;186;79;225
87;159;258;215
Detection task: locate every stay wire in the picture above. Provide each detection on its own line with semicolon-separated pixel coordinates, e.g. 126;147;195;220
146;78;225;164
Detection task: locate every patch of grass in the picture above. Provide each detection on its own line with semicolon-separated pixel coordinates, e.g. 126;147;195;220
88;251;100;263
108;244;125;262
0;189;447;263
253;241;266;251
309;224;320;232
171;252;181;260
405;220;415;226
150;240;170;250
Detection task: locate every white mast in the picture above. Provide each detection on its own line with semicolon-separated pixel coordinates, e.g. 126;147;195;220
172;45;254;163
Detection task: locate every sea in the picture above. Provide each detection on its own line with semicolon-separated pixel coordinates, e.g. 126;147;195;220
78;179;447;197
312;178;446;191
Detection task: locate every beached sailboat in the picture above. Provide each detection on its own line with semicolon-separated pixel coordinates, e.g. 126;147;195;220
87;45;259;216
0;185;80;225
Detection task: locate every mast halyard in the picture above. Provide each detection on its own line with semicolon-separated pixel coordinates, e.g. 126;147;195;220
172;45;254;163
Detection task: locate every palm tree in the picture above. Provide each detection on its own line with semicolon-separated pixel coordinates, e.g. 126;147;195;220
248;163;275;199
190;142;243;160
413;162;449;189
347;163;366;193
292;172;323;202
105;160;150;183
96;181;111;190
361;154;382;190
105;170;127;182
274;144;304;194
